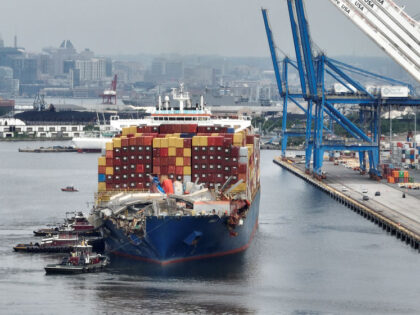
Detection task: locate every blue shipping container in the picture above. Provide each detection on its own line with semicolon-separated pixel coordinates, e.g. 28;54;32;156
98;174;106;182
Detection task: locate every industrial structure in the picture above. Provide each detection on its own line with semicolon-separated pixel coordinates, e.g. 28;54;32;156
262;0;420;179
100;74;117;105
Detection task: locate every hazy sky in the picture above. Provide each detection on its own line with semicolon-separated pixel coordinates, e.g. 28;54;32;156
1;0;420;58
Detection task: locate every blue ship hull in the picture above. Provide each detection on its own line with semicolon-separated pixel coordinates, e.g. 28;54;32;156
101;189;260;265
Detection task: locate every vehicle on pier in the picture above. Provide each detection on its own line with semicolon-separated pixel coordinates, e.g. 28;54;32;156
61;186;78;192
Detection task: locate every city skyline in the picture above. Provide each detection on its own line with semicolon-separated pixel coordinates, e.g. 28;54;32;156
2;0;420;58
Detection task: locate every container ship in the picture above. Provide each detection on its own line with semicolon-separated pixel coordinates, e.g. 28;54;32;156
90;85;260;265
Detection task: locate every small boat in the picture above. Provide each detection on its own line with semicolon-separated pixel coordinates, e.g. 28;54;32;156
61;186;78;192
13;233;79;253
44;243;109;274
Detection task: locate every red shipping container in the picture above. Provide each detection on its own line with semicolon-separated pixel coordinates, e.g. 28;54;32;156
106;174;113;182
143;136;153;146
216;173;224;183
98;166;106;174
208;164;215;173
114;166;121;174
216;164;223;171
200;163;208;171
137;155;144;163
144;164;152;172
136;164;144;173
193;146;200;153
160;166;168;175
168;165;176;174
183;157;191;166
113;148;121;156
130;146;137;153
207;173;215;182
168;157;176;165
137;146;144;154
145;155;152;161
144;146;152;153
136;137;143;146
193;164;199;170
129;137;136;146
121;138;129;147
246;135;254;144
153;166;161;174
231;146;239;157
136;182;144;189
153;148;160;157
232;166;239;175
160;148;168;157
130;155;137;162
106;183;114;190
208;155;215;161
153;157;161;166
192;155;200;162
208;137;216;146
192;173;200;181
176;148;184;156
239;163;247;173
200;155;207;161
106;158;113;166
183;138;192;147
224;148;231;156
105;150;113;158
169;174;175;180
161;157;168;166
214;136;224;146
175;166;183;175
200;147;208;154
223;138;233;148
138;173;144;181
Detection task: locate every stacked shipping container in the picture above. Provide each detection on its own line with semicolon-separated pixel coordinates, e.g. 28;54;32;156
97;124;260;199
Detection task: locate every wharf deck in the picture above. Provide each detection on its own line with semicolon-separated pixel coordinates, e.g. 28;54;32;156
273;157;420;251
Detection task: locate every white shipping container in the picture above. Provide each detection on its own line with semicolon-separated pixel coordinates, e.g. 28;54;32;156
380;86;410;98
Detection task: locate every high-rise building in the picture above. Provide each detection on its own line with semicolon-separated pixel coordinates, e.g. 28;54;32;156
75;58;106;81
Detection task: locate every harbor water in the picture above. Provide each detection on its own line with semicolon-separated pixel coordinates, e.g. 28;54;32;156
0;142;419;314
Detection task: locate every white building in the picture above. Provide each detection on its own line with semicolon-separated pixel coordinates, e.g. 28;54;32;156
75;58;106;81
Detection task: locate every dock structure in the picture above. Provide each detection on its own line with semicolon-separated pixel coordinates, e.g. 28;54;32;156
273;157;420;251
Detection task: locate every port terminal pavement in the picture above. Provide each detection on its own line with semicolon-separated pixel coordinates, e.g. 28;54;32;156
273;157;420;251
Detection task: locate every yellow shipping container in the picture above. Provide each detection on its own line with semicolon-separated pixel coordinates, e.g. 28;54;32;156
98;182;106;192
183;166;191;175
176;138;184;148
173;133;181;137
105;142;113;151
112;137;121;148
211;133;219;136
231;183;247;192
165;134;173;138
233;133;243;145
199;136;208;146
106;167;114;175
168;137;178;147
122;127;130;136
183;148;191;157
160;138;169;148
247;144;254;157
135;132;143;137
153;138;161;148
168;147;176;156
129;126;137;134
192;136;200;146
98;156;106;166
176;157;184;166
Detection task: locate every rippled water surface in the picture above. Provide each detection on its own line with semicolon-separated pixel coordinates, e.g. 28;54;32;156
0;142;419;314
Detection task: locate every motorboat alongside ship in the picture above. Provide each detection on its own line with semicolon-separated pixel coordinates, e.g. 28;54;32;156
44;242;109;274
90;84;261;265
33;211;99;237
13;233;79;253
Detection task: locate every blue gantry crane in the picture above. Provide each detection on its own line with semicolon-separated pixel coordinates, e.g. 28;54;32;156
262;0;420;179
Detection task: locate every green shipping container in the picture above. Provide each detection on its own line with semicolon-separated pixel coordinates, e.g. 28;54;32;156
399;171;404;178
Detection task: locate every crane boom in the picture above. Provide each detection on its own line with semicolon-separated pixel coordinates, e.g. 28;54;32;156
327;0;420;83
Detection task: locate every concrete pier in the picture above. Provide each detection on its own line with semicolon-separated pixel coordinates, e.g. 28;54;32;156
273;157;420;251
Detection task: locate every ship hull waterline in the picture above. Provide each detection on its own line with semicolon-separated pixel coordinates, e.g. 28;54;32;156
101;189;260;266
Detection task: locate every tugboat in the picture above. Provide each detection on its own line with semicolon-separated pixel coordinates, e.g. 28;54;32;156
14;233;79;253
33;211;100;237
61;186;78;192
44;242;109;274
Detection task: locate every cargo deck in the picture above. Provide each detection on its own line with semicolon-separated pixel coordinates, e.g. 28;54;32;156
273;157;420;251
